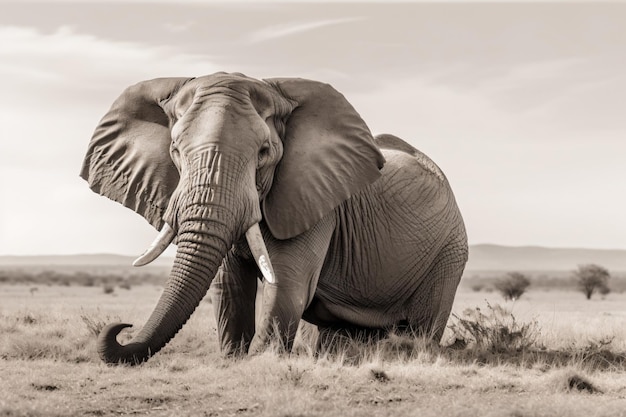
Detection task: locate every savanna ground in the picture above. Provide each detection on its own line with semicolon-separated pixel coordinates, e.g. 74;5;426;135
2;274;626;416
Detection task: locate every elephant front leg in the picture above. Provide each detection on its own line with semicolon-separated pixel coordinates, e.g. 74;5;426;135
211;251;259;356
250;281;307;353
249;216;336;354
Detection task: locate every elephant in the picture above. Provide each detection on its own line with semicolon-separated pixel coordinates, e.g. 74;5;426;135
81;72;468;365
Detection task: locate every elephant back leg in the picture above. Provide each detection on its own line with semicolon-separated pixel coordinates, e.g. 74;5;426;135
404;230;468;342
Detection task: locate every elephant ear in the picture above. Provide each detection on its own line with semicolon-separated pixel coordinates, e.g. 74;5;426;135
263;78;385;240
80;77;193;230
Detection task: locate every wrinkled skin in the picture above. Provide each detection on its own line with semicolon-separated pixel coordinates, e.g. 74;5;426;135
81;72;468;365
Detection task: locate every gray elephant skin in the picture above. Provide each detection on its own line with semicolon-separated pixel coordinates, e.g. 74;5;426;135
81;72;468;365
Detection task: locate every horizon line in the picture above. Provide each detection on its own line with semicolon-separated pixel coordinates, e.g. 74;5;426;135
2;242;626;257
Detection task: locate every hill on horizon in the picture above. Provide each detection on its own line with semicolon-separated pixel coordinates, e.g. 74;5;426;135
468;244;626;272
0;244;625;272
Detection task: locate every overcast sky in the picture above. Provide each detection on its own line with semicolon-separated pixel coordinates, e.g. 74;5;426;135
1;1;625;256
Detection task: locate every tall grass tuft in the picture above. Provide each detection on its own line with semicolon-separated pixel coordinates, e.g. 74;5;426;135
447;302;539;353
80;309;121;337
570;336;626;370
550;370;603;394
1;310;95;363
566;373;602;393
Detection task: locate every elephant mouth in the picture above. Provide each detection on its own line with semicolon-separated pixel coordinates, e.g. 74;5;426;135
132;221;275;284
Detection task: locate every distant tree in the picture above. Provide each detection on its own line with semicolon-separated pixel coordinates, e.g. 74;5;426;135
119;281;132;290
574;264;610;299
470;283;485;292
494;272;531;301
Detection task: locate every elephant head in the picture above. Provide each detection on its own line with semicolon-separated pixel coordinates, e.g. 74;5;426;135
81;72;385;364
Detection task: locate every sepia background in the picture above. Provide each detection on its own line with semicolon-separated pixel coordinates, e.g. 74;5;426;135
1;1;625;256
2;3;626;415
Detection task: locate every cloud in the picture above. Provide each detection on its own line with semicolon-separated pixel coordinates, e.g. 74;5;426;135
0;23;223;178
163;21;195;33
0;24;224;256
0;25;220;99
247;17;365;43
466;57;626;135
0;166;161;255
346;72;626;249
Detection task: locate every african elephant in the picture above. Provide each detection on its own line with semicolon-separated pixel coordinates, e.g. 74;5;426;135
81;72;468;365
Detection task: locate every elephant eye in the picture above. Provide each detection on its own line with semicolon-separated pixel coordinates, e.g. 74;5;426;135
170;146;182;170
258;142;271;166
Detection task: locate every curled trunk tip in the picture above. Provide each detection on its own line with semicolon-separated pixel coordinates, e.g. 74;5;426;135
97;322;149;366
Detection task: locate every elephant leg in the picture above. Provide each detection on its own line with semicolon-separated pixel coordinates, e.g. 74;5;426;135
211;250;259;356
249;215;336;354
406;237;467;342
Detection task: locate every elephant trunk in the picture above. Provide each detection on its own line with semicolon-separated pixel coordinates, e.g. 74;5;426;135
97;149;251;365
97;219;232;365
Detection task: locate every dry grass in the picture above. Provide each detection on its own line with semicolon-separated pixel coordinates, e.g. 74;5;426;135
1;284;626;416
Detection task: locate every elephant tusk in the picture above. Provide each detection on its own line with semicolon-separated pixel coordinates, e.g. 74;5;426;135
245;223;276;284
133;223;176;267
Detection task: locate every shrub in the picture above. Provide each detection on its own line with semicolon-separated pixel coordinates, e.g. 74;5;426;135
81;314;103;337
574;264;611;300
102;284;115;295
447;302;539;353
80;311;123;337
470;284;484;292
494;272;531;301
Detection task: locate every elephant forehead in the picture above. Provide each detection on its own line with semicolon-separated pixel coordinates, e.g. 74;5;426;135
183;73;292;119
191;73;267;96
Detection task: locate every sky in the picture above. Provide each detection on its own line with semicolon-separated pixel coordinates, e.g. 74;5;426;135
0;1;625;256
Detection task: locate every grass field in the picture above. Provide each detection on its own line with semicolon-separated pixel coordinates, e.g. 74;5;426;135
1;283;626;416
